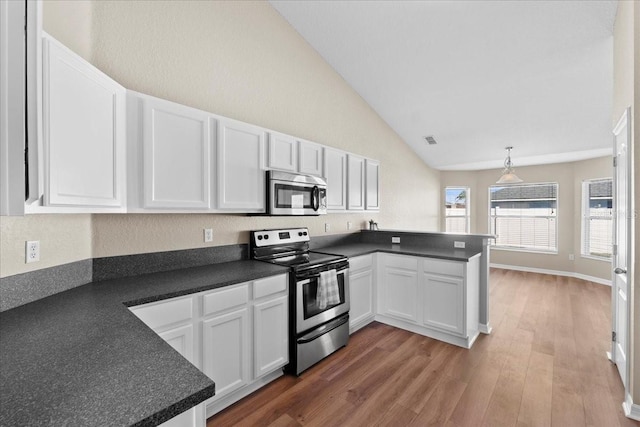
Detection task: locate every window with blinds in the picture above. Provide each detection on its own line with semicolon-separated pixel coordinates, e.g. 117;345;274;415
445;187;470;233
581;178;612;259
489;183;558;252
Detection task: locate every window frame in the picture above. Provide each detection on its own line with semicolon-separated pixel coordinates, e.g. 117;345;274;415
444;186;470;233
581;177;613;261
488;182;559;254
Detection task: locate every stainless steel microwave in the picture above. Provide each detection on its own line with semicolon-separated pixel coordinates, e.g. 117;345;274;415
266;170;327;215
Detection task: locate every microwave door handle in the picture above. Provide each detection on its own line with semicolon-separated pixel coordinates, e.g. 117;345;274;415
312;186;319;211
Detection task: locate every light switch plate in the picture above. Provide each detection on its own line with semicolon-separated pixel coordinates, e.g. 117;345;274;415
454;241;466;249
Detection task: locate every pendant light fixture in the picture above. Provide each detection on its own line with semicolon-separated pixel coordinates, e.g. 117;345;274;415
496;146;523;184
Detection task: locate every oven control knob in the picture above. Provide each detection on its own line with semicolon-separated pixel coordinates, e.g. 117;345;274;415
303;231;308;236
298;232;303;236
264;235;269;240
257;235;263;240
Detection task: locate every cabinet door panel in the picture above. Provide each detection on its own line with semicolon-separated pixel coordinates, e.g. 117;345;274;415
218;120;265;211
298;140;323;176
253;295;288;378
202;308;250;399
43;35;125;207
142;99;212;209
349;269;374;328
159;324;195;365
347;154;365;210
268;133;296;172
365;159;380;211
323;148;347;211
423;274;464;335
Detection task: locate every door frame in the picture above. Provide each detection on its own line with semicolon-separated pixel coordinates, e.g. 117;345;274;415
610;106;632;394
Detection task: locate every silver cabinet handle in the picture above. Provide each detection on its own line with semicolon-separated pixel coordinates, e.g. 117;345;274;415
614;267;627;275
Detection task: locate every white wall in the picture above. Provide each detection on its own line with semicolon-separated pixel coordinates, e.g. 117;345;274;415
0;0;440;275
441;156;612;281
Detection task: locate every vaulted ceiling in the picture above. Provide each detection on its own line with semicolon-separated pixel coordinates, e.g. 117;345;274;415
270;0;619;170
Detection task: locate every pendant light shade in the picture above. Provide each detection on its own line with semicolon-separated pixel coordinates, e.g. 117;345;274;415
496;146;523;184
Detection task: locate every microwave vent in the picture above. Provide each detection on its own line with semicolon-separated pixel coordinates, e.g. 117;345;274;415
424;136;437;145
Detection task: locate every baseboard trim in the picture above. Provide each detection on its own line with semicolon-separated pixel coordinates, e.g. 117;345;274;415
624;393;640;421
479;323;492;334
490;263;611;286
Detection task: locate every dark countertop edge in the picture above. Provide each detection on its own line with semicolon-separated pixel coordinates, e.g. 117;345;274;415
361;229;496;239
317;244;483;262
132;384;217;427
122;267;291;307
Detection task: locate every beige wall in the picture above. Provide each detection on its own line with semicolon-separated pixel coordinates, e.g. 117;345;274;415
0;0;440;275
441;157;612;281
613;0;639;407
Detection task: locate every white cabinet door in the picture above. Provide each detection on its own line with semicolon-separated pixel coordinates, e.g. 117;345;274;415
379;255;419;323
159;403;204;427
423;273;464;335
347;154;365;210
323;147;347;211
217;119;265;211
141;96;213;209
253;295;288;378
349;268;374;330
365;159;380;211
268;132;296;172
298;140;323;177
202;308;250;400
159;323;195;365
42;34;126;208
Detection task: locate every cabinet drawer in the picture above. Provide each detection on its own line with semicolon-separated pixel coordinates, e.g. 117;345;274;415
203;283;249;316
253;274;288;299
131;296;193;330
384;254;418;270
349;254;373;271
423;258;464;277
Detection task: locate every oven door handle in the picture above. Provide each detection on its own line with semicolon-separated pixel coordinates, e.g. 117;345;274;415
297;314;349;344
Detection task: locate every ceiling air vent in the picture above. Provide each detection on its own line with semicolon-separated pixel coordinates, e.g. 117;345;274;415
424;135;437;145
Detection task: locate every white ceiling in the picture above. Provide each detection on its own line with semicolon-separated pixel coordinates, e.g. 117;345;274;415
270;0;618;170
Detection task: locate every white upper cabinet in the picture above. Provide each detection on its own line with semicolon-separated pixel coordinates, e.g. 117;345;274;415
347;154;365;211
42;33;126;209
297;140;323;177
267;132;297;172
323;147;347;211
136;94;214;210
217;119;265;211
365;159;380;211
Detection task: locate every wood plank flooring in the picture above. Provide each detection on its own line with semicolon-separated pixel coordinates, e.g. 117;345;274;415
207;269;639;427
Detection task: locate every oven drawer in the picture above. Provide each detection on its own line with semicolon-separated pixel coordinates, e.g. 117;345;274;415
253;274;288;299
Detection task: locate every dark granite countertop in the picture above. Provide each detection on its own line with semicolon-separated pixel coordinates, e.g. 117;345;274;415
0;260;289;427
316;242;482;261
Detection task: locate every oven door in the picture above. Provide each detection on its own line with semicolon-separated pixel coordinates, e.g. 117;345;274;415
296;265;349;334
268;172;327;216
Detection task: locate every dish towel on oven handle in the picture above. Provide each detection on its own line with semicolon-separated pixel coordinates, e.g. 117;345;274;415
317;269;340;310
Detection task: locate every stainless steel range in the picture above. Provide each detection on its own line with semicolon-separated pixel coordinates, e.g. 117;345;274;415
250;228;349;375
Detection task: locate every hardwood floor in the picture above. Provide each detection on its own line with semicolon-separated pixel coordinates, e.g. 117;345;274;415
207;269;639;427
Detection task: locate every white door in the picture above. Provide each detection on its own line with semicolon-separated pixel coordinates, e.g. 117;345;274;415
253;295;288;378
349;268;374;328
611;107;632;389
365;159;380;211
43;34;126;208
298;140;323;177
217;119;265;211
158;324;195;365
142;97;213;209
423;273;464;335
347;154;365;210
267;132;297;172
202;308;250;399
323;147;347;211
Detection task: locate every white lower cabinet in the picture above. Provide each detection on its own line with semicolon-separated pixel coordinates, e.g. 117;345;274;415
129;273;289;424
374;253;480;348
378;254;419;323
348;254;375;333
202;307;251;398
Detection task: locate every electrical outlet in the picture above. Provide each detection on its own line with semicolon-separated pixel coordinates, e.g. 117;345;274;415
204;229;213;243
25;241;40;263
347;221;352;230
454;241;466;249
325;223;330;233
392;236;400;244
569;254;575;261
